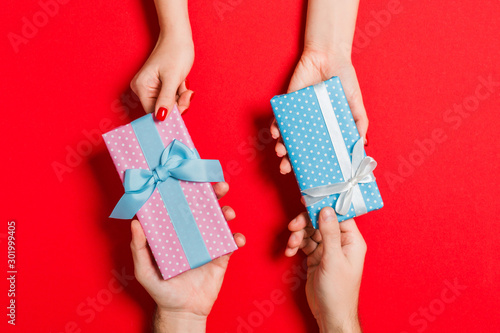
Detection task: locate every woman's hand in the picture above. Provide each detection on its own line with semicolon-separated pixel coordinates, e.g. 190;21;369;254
271;49;368;174
131;35;194;121
130;0;194;121
286;207;366;333
130;182;245;332
271;0;368;174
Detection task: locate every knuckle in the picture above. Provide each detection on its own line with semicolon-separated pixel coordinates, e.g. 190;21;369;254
133;267;144;282
129;78;136;92
131;75;150;94
130;76;140;93
359;238;368;253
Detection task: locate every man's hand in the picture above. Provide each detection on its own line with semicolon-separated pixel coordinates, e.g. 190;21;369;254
286;207;366;333
130;182;245;332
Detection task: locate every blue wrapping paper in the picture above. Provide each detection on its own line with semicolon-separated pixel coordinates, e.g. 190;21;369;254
271;77;383;227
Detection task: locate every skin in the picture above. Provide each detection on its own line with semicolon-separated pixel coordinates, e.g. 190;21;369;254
130;0;194;118
275;1;369;331
130;182;246;333
285;208;366;333
131;0;368;332
271;0;369;174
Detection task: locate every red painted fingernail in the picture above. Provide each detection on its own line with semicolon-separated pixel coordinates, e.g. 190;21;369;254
156;107;168;121
364;134;369;146
185;78;190;90
190;91;195;102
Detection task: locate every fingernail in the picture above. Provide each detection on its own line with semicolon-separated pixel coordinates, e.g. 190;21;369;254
322;207;336;222
185;78;190;90
190;91;195;102
156;107;168;121
364;134;369;146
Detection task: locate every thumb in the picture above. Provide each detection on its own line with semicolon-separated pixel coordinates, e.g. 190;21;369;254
130;220;156;280
154;77;179;121
287;62;316;94
287;70;315;94
318;207;342;258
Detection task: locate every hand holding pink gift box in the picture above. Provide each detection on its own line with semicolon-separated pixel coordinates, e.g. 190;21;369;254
104;106;246;331
130;182;245;332
103;107;240;279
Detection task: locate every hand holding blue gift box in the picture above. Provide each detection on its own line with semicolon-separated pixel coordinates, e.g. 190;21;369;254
271;77;383;228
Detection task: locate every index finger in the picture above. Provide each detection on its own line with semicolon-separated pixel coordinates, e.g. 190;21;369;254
271;120;281;139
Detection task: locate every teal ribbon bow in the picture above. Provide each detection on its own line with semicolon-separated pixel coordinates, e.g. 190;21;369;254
110;139;224;219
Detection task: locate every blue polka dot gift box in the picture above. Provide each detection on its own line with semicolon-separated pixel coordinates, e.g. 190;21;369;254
270;77;383;228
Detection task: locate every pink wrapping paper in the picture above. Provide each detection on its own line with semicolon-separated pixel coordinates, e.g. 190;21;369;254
103;107;237;279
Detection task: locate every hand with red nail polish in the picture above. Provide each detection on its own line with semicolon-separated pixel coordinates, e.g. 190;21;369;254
130;0;195;121
156;107;168;121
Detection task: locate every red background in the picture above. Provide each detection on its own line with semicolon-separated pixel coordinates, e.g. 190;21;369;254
1;0;499;332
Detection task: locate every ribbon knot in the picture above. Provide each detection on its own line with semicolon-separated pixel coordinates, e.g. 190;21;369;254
110;139;224;219
152;169;161;183
152;164;172;183
301;138;377;215
348;177;359;188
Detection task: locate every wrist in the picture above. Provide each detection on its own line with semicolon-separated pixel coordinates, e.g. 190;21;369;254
157;30;194;49
158;21;192;45
154;309;207;333
317;312;361;333
319;321;362;333
155;0;192;39
304;0;359;63
303;42;352;67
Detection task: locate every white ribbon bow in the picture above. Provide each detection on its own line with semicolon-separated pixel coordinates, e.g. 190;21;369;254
301;138;377;215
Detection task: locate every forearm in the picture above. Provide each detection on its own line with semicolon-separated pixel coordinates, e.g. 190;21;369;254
153;309;206;333
317;308;362;333
304;0;360;59
154;0;192;39
318;319;362;333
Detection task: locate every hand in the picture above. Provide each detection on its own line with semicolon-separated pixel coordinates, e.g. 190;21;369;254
285;207;366;333
130;33;195;121
271;49;369;174
130;182;245;332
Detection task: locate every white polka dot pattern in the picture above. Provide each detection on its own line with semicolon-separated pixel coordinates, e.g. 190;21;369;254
271;77;383;227
153;111;238;260
103;106;237;279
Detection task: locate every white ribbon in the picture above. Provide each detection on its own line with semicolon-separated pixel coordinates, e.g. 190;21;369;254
301;82;377;216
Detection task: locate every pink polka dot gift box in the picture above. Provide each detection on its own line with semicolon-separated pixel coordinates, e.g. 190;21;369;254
102;106;237;279
271;77;383;228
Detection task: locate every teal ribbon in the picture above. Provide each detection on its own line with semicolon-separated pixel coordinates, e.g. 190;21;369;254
110;114;223;269
110;138;224;219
